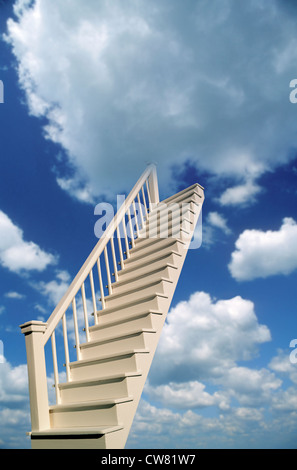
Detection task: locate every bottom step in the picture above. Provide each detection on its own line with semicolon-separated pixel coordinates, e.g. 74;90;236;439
30;425;124;449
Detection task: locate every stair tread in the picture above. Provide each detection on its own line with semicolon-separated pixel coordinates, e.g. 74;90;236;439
58;371;143;390
90;309;163;331
70;348;150;369
132;236;186;253
113;262;178;289
130;235;184;251
97;291;168;316
50;396;134;412
118;250;182;276
103;277;172;303
31;425;124;436
81;328;156;349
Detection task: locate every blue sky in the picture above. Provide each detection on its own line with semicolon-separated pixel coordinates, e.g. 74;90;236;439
0;0;297;449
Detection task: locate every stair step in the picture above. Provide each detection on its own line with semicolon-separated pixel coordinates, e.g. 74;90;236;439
90;310;163;340
31;425;123;437
147;197;196;219
122;246;182;269
159;183;204;206
49;397;133;428
125;238;184;264
104;278;172;308
59;371;142;403
111;262;178;293
138;212;193;238
132;235;186;254
97;292;168;322
69;349;150;381
80;328;156;359
118;250;181;278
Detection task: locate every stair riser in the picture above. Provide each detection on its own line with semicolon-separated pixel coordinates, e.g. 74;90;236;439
90;313;160;341
31;435;107;450
59;375;140;404
80;332;156;360
50;405;117;428
69;353;147;382
110;265;177;295
97;295;169;326
104;280;172;310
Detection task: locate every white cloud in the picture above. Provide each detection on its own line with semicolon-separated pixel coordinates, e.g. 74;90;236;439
0;210;57;273
4;292;25;300
37;270;71;306
5;0;297;201
222;366;281;407
127;289;297;448
56;177;95;204
144;380;221;409
229;217;297;281
269;349;297;385
207;211;231;234
149;291;271;385
202;212;231;248
218;180;262;207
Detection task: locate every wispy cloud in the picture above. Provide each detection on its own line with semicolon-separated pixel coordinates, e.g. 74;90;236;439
4;292;25;300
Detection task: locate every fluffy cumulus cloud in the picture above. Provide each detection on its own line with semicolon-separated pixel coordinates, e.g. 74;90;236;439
4;0;297;202
0;210;57;273
148;291;271;385
0;356;31;448
229;217;297;281
127;291;297;448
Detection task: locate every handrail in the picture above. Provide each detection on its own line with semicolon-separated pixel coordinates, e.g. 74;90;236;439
43;164;158;345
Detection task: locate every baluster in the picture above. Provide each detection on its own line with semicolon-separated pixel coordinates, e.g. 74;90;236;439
97;257;105;310
145;179;152;211
132;200;140;238
62;313;70;382
81;282;90;342
72;297;81;360
127;208;135;247
122;218;130;259
51;331;61;404
89;269;98;325
117;225;124;269
110;236;118;282
137;192;145;229
104;245;112;294
141;186;148;219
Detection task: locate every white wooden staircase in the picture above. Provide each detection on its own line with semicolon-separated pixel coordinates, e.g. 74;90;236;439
20;165;204;449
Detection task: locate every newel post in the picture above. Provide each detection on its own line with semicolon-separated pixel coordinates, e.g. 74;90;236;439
20;321;50;432
148;164;159;205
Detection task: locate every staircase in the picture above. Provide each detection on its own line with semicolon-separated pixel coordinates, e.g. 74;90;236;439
20;165;204;449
